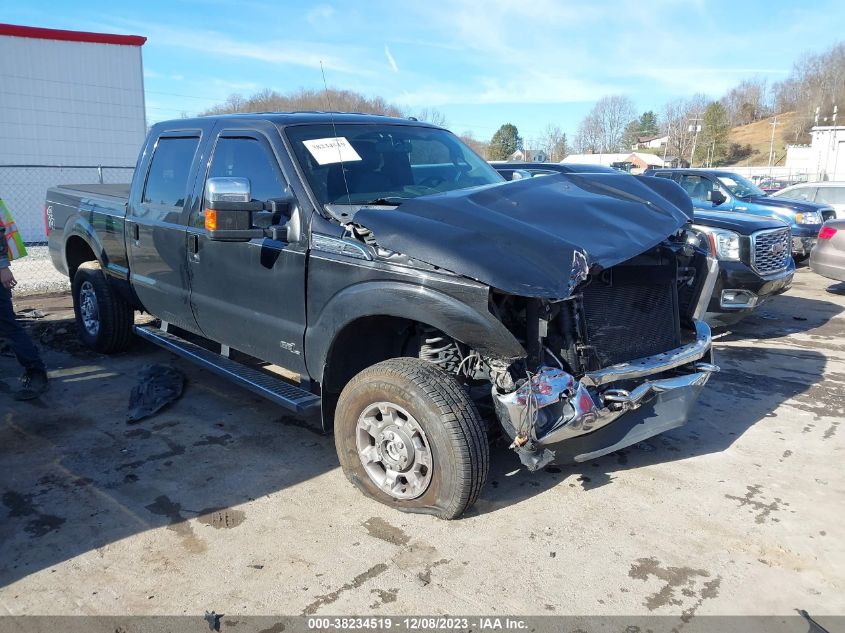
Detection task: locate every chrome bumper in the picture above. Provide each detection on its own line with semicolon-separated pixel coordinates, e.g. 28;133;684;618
492;320;718;469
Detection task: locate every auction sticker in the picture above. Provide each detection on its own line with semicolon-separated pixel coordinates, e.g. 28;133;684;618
303;137;362;165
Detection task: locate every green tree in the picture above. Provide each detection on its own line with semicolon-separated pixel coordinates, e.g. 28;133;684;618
698;102;731;166
622;110;660;150
638;111;659;136
488;124;522;160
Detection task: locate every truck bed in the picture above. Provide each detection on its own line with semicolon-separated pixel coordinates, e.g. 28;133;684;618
56;183;131;200
46;183;131;278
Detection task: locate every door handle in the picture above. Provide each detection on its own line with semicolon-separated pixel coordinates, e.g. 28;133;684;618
191;234;199;254
132;223;139;241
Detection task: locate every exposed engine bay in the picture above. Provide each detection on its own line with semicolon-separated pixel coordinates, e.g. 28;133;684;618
400;232;719;470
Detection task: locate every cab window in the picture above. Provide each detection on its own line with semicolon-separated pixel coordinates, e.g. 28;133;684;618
208;137;288;202
777;186;816;202
816;186;845;205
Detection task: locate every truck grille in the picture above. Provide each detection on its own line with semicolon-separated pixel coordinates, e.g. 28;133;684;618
752;227;791;275
581;273;681;368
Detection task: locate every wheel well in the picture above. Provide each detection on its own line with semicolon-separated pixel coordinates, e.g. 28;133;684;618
65;236;97;280
321;315;436;429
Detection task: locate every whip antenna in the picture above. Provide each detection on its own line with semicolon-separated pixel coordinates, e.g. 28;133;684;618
320;60;352;205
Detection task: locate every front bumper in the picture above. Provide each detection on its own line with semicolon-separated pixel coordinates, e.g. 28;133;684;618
493;320;718;469
703;259;794;327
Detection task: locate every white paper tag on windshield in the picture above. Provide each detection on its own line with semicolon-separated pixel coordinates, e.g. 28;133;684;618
302;137;362;165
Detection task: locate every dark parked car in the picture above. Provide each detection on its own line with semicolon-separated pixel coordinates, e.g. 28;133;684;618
490;161;619;180
645;168;835;261
492;164;794;327
46;113;719;518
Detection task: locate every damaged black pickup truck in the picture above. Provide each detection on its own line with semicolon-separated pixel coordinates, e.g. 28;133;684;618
46;113;719;519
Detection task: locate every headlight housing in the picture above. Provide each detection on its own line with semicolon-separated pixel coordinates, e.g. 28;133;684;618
689;225;741;261
795;211;822;225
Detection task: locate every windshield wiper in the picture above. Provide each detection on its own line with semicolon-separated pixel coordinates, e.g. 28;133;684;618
362;196;405;206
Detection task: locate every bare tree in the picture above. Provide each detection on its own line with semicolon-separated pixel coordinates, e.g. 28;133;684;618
459;131;489;159
772;42;845;139
574;95;637;153
574;112;602;153
661;94;709;164
201;87;405;117
720;78;770;126
415;108;448;127
539;124;568;162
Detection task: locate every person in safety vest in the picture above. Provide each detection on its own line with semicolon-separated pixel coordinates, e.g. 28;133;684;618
0;201;48;400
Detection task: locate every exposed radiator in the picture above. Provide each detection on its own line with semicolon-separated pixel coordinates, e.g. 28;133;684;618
580;264;681;369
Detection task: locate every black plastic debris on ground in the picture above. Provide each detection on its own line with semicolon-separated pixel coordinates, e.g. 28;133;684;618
15;308;46;319
127;364;185;424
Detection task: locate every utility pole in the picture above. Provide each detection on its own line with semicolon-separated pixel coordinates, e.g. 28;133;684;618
832;106;841;180
815;106;823;180
663;124;671;165
824;105;838;180
688;117;703;167
767;115;779;179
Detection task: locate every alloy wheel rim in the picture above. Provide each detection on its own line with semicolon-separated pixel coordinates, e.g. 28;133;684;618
79;281;100;336
355;401;433;500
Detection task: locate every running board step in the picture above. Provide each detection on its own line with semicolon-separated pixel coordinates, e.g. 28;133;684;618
134;325;320;415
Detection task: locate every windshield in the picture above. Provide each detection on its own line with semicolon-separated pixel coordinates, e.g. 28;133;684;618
285;123;503;205
716;172;766;199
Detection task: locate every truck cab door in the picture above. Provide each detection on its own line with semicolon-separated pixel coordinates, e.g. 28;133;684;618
187;127;308;374
126;132;203;332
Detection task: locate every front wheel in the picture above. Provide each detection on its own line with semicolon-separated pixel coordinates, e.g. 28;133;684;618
334;358;489;519
72;261;134;353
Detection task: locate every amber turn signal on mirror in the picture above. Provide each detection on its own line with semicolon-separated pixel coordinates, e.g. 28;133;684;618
204;209;217;231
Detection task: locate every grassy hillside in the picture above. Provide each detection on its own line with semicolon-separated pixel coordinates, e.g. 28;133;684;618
727;111;806;167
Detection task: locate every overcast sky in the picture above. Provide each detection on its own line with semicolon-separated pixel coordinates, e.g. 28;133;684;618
2;0;844;142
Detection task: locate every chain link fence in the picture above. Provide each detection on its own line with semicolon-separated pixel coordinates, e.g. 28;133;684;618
711;165;815;185
0;165;134;295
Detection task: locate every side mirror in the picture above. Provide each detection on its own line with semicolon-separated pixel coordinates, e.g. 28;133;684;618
707;189;727;206
204;177;265;242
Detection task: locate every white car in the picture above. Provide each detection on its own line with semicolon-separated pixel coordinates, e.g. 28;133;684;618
771;181;845;218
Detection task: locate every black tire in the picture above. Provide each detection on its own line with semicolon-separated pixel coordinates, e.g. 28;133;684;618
335;358;489;519
72;261;134;353
793;253;810;264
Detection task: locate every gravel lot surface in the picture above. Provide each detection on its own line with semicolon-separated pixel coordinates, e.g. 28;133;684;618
1;268;843;621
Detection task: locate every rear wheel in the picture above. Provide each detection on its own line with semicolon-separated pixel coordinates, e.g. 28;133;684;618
72;262;134;353
335;358;489;519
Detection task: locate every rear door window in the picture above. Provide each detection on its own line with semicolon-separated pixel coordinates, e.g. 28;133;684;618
142;137;200;208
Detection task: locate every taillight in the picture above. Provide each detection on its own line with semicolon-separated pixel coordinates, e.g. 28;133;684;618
819;226;837;240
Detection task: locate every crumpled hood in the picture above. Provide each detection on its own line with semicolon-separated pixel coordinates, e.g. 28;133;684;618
353;173;693;298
